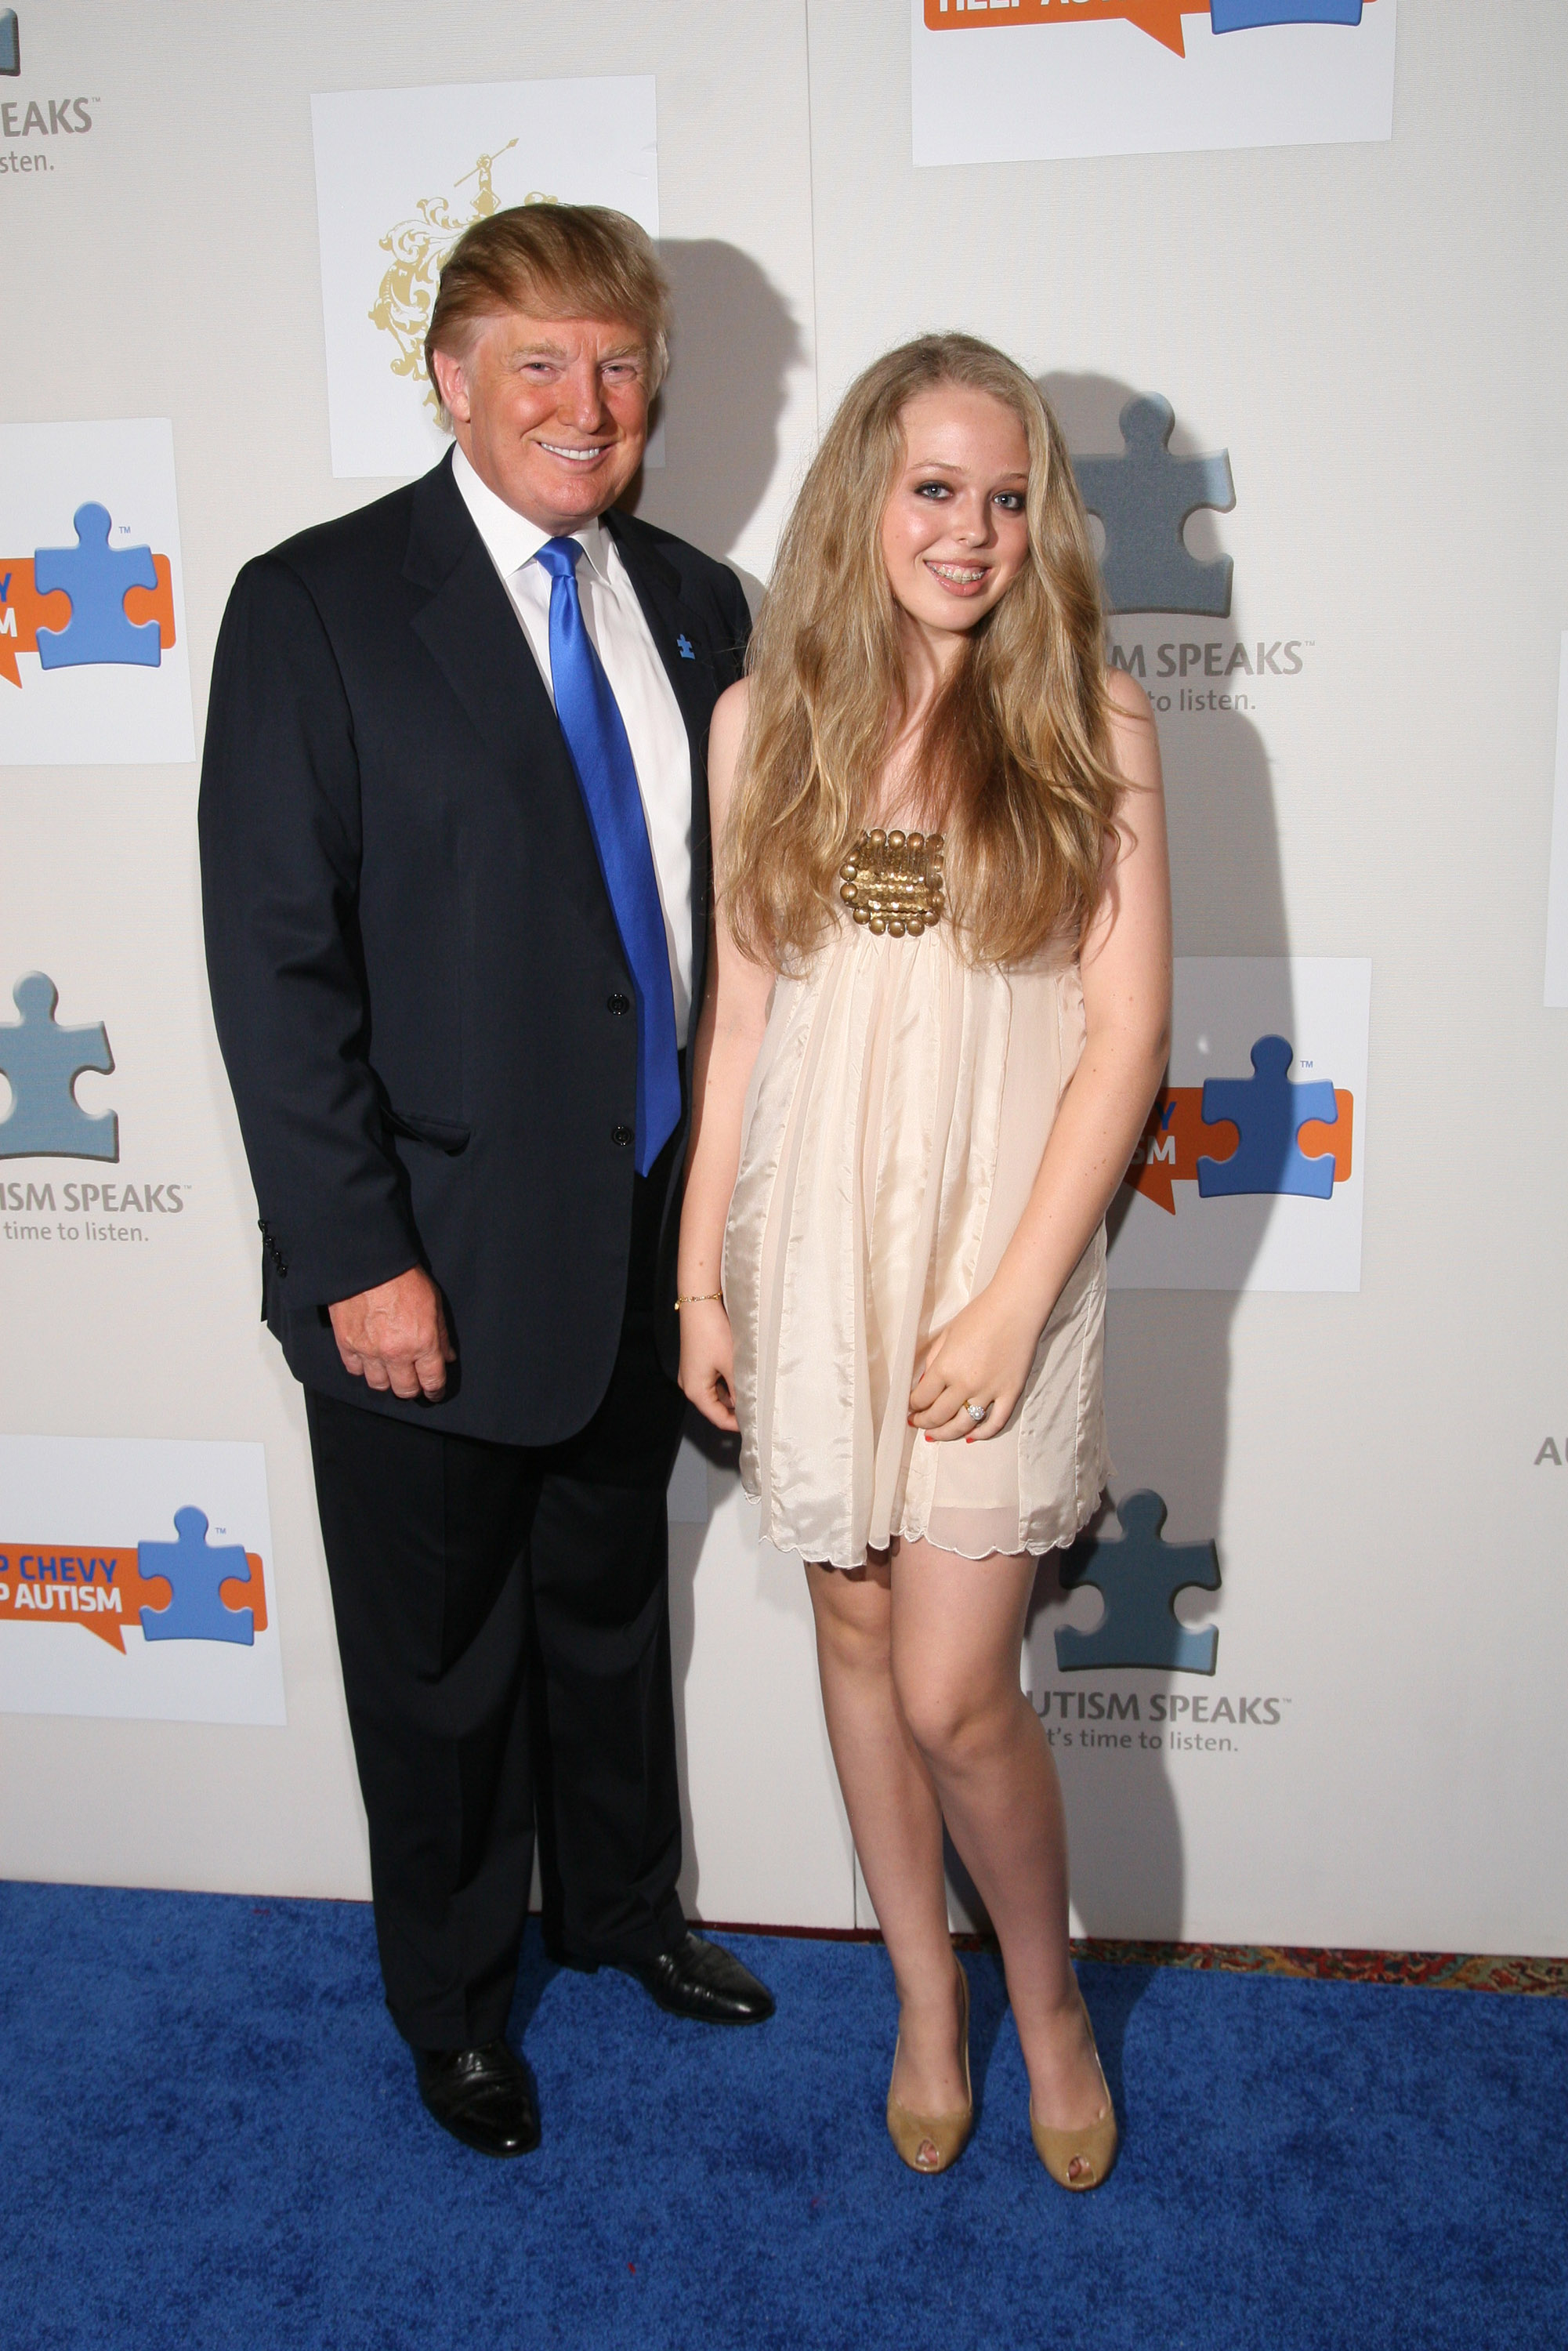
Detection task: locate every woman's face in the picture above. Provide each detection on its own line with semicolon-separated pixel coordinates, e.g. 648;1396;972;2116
879;386;1031;653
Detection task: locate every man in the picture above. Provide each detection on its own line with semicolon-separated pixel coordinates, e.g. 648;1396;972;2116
199;205;773;2160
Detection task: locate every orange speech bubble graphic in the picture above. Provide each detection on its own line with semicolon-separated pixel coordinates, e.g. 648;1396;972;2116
0;1541;266;1653
925;0;1194;58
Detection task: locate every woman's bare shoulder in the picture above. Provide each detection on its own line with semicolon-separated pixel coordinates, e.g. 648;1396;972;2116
708;678;751;833
711;676;751;752
1103;663;1161;792
1104;664;1153;726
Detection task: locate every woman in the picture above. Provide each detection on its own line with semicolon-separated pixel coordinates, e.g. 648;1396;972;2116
679;335;1170;2188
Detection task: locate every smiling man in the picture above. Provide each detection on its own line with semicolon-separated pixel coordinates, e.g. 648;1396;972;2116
198;206;772;2160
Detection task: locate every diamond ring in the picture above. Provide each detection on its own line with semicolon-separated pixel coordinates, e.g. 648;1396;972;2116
964;1400;990;1425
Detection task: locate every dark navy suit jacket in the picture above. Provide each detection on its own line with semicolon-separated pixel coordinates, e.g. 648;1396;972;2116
198;449;751;1445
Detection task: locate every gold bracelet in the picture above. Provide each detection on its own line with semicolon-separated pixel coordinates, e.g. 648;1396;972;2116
675;1291;724;1310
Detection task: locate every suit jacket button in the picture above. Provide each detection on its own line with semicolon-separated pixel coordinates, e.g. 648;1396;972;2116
607;991;631;1016
612;1123;633;1149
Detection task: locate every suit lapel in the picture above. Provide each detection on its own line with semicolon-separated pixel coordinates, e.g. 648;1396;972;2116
404;457;622;944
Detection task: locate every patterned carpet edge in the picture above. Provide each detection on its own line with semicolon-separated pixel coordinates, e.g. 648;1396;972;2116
1064;1940;1568;1996
697;1922;1568;1996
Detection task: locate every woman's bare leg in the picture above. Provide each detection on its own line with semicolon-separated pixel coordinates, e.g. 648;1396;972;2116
806;1557;968;2114
889;1536;1107;2132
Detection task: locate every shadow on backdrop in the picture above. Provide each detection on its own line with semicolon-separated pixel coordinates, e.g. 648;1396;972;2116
1013;371;1292;2079
667;1412;741;1924
626;237;806;609
625;241;802;1914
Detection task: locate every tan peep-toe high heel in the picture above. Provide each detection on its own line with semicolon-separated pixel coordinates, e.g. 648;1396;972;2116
1030;1995;1119;2192
886;1963;972;2175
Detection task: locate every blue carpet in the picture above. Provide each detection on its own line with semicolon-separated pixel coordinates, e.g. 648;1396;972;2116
0;1883;1563;2350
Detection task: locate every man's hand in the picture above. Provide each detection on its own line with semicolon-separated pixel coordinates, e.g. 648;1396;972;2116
328;1267;455;1400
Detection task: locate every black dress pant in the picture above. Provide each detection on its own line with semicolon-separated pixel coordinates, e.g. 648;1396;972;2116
303;1173;687;2050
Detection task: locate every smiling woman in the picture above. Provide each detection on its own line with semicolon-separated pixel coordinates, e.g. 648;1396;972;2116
722;335;1119;973
677;331;1171;2193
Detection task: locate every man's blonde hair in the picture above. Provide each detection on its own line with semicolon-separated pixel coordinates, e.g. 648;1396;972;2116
425;203;672;420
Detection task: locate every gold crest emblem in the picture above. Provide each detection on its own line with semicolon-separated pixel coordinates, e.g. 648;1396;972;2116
838;830;946;937
368;143;559;413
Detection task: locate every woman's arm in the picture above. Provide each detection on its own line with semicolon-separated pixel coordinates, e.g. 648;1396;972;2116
909;670;1171;1441
678;679;776;1431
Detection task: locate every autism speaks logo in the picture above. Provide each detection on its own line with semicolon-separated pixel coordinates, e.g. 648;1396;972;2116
0;503;176;688
1108;959;1371;1295
0;971;194;1250
1124;1034;1353;1214
924;0;1378;56
0;1437;284;1725
0;420;194;765
0;1509;268;1654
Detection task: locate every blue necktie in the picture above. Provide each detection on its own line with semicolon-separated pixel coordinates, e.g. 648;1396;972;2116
534;537;681;1177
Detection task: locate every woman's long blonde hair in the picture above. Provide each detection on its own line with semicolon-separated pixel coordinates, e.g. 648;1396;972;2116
722;334;1122;969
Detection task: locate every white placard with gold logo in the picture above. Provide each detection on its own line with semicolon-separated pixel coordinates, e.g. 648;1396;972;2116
310;77;660;481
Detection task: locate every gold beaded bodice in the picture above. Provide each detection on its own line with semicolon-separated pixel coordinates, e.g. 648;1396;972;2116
838;829;946;939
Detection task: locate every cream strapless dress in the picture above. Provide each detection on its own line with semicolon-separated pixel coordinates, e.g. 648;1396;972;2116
723;916;1110;1571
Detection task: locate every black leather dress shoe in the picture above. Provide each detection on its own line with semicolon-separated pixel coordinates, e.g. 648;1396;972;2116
622;1931;776;2026
415;2041;541;2158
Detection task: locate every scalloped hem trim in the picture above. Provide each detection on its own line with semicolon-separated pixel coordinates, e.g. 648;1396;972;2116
742;1478;1108;1574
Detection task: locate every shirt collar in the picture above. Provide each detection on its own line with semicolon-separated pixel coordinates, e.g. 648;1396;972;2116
452;444;612;584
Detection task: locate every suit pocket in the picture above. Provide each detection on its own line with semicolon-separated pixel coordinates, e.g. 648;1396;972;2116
385;1107;472;1155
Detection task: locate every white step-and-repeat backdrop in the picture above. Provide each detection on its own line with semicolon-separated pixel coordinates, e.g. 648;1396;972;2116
3;0;1565;1956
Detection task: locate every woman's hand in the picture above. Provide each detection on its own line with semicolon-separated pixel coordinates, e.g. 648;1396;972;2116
679;1299;741;1433
908;1283;1042;1444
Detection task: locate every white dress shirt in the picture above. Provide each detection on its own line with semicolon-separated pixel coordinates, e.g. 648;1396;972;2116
452;444;695;1041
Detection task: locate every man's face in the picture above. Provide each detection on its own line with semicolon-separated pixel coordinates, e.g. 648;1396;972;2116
433;310;652;533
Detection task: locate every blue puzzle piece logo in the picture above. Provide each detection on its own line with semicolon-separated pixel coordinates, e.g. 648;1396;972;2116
1073;396;1234;617
0;973;117;1162
0;11;17;76
1197;1034;1338;1201
34;504;161;670
1056;1491;1219;1675
1212;2;1365;28
138;1508;254;1646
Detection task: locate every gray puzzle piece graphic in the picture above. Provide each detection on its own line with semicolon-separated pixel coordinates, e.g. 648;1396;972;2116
1056;1491;1219;1675
0;973;118;1161
1073;397;1235;617
138;1508;254;1646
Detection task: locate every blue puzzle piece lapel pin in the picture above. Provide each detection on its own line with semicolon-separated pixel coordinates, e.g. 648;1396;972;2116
676;634;695;660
